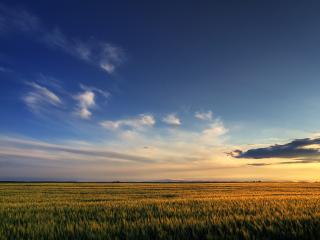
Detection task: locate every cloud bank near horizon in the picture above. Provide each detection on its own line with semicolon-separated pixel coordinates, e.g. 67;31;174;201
229;137;320;167
231;138;320;159
0;117;233;180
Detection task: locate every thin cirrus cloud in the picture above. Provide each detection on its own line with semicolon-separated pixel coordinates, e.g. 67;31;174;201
100;114;156;131
0;118;228;164
0;116;232;180
80;83;110;99
0;136;157;164
0;3;125;74
195;110;213;121
23;82;62;113
0;119;231;180
43;29;125;74
247;159;320;167
0;66;13;73
162;114;181;126
0;3;41;35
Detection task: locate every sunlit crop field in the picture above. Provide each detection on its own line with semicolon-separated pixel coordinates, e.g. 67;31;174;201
1;182;320;239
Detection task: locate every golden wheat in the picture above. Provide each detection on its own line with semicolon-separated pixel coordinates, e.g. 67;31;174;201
0;182;320;239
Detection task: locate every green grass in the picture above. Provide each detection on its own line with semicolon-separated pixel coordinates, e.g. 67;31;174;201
1;182;320;239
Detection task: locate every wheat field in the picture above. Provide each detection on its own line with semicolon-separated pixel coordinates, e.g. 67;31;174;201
0;182;320;239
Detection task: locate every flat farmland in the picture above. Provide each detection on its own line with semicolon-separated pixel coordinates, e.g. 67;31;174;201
1;182;320;239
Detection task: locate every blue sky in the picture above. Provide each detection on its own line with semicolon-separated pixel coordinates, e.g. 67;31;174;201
1;1;320;181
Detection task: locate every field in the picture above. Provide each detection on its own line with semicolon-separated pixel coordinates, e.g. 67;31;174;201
1;183;320;239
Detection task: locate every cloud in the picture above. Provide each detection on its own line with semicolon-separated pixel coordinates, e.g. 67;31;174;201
195;110;213;121
0;66;12;73
107;118;229;163
246;159;320;167
231;137;320;159
22;77;109;120
74;84;110;119
0;3;125;74
80;83;110;99
0;118;233;180
162;114;181;126
99;43;124;74
100;116;228;164
1;118;229;165
200;119;228;144
0;3;41;35
44;30;125;74
247;163;271;166
0;136;159;166
101;114;156;130
277;159;320;165
23;82;62;113
74;91;95;119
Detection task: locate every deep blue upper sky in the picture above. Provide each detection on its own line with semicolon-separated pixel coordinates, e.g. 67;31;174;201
1;1;320;180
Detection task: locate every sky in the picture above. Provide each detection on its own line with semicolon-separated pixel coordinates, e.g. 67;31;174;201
1;1;320;181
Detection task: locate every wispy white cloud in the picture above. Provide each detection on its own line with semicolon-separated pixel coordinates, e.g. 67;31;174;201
0;119;234;181
0;136;156;164
99;43;124;74
0;3;41;35
100;116;229;165
6;118;306;181
100;120;121;131
74;84;110;119
22;75;109;120
200;119;228;145
36;73;64;92
23;82;62;113
43;29;125;74
75;42;91;61
0;66;12;73
74;91;95;119
162;114;181;126
195;110;213;121
80;83;110;99
0;3;125;74
101;114;155;131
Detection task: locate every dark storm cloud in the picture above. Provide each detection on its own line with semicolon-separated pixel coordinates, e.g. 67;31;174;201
231;138;320;159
